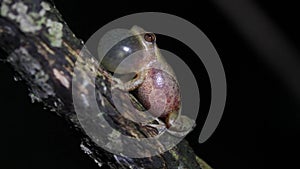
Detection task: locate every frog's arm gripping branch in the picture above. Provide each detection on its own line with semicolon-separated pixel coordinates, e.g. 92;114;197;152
0;0;212;168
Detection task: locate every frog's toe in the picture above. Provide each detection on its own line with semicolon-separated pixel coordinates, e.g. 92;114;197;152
143;118;167;134
167;115;196;137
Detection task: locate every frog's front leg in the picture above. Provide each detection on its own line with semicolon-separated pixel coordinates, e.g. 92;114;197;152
112;70;146;91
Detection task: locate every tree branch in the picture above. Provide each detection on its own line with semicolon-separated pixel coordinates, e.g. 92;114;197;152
0;0;212;168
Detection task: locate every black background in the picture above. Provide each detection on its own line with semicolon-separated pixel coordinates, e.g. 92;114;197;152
1;0;299;169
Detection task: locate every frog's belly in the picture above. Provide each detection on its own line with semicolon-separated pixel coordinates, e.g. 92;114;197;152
136;68;181;119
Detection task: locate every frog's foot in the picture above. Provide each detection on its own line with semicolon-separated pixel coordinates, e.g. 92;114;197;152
142;118;167;134
166;115;196;138
166;128;191;138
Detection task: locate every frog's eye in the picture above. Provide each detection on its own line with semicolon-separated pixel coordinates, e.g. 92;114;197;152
144;33;156;43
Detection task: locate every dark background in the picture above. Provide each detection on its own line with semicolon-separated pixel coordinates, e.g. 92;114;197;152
1;0;299;168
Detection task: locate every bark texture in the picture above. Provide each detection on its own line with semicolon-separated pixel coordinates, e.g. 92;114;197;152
0;0;212;168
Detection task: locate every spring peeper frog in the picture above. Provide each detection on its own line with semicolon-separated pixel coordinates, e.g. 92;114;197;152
101;26;195;137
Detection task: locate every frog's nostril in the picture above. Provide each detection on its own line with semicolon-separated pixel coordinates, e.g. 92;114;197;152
144;33;156;43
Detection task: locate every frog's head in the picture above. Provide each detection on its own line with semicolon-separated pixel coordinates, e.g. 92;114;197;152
101;26;160;74
130;25;157;50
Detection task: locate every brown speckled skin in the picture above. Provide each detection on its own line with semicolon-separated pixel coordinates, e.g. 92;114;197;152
136;68;181;128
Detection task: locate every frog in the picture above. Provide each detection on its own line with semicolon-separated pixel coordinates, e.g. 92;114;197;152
100;26;195;137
